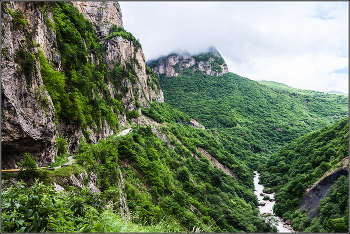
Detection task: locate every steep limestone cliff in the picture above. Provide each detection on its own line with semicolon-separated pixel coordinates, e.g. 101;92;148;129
71;1;123;42
1;1;57;168
148;46;229;77
71;0;164;119
1;1;163;168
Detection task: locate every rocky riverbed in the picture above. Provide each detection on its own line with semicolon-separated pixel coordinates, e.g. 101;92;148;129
254;171;295;233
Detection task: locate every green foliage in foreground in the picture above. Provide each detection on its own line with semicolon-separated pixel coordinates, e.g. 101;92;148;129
2;181;102;233
16;153;37;172
74;124;277;232
157;70;348;168
259;118;348;231
16;153;39;178
1;180;180;233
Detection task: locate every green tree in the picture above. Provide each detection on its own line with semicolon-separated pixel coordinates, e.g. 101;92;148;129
17;153;38;177
56;137;69;155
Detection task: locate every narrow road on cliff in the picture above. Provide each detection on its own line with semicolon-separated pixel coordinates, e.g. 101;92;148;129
2;128;133;172
55;128;132;168
117;128;132;136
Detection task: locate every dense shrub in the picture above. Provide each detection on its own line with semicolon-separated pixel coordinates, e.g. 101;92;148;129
16;153;38;178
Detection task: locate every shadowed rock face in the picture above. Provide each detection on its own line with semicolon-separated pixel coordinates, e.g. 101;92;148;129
299;168;348;219
1;1;57;168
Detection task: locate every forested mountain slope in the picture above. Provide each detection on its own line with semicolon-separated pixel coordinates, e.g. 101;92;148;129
258;80;348;98
71;113;276;233
259;117;348;232
152;52;348;168
1;1;279;233
2;104;279;232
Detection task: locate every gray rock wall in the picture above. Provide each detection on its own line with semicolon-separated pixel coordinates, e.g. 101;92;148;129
1;2;57;168
299;168;348;219
73;0;164;112
1;1;164;168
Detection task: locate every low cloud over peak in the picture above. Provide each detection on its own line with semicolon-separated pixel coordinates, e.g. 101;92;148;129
120;1;348;94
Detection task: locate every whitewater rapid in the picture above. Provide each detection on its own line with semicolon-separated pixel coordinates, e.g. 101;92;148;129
254;171;293;233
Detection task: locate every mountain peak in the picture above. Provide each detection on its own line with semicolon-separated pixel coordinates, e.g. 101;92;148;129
147;47;228;77
207;46;221;57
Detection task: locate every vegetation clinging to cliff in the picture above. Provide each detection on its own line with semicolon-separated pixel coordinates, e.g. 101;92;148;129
50;2;124;133
106;25;142;51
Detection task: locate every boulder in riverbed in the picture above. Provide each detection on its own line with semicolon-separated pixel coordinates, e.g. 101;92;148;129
263;188;273;194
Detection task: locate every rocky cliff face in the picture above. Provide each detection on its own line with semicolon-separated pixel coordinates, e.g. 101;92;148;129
71;0;164;119
299;158;349;219
148;47;229;77
1;1;163;168
72;1;123;42
1;1;57;168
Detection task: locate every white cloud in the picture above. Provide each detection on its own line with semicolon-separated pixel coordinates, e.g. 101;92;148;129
119;1;348;94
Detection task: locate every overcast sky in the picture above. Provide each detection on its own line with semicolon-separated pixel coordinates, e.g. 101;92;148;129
119;1;349;94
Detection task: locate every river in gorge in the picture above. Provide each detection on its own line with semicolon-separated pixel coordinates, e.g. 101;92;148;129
254;171;294;233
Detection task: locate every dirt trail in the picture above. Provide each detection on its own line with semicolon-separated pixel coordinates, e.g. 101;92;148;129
2;128;135;173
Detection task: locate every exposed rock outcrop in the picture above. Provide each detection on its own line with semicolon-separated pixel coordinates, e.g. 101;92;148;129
72;1;123;42
299;167;348;219
54;171;101;194
148;46;229;77
189;118;205;129
103;36;164;111
1;1;57;168
258;202;266;206
197;147;237;179
73;0;164;112
1;1;164;168
117;169;129;216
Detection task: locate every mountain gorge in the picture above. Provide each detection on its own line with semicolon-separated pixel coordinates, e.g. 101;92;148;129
1;1;276;232
1;1;348;233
